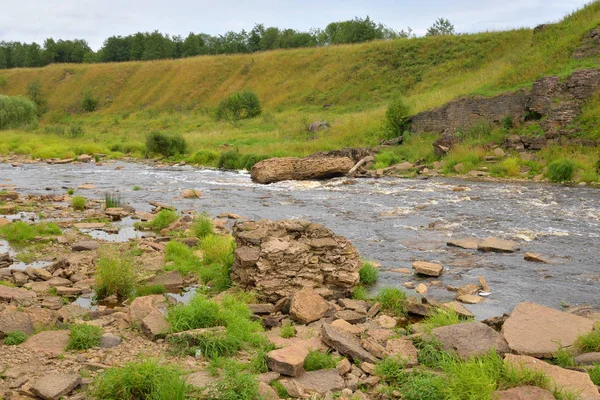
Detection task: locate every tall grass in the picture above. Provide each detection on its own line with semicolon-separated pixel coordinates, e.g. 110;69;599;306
95;251;136;300
376;287;408;318
67;324;103;350
422;308;472;331
0;221;61;244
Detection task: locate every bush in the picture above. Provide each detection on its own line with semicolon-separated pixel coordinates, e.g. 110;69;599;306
385;96;411;138
547;159;575;182
26;78;47;115
200;235;235;266
304;350;338;371
93;359;189;400
0;95;37;130
359;261;379;285
352;285;369;300
188;150;219;166
146;131;187;157
376;287;407;318
216;90;262;121
3;331;28;345
68;324;102;350
81;89;98;112
71;196;86;211
69;123;85;137
95;252;136;300
0;221;61;244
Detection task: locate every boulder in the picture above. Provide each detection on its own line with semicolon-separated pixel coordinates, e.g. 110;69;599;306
30;373;81;400
493;386;555;400
267;345;308;377
182;189;202;199
258;381;279;400
412;261;443;277
334;309;366;324
290;287;329;324
504;354;600;400
231;219;361;302
321;324;377;363
457;294;483;304
286;369;345;395
0;308;34;337
141;309;170;340
478;237;520;253
431;322;510;359
21;330;70;356
100;333;122;348
251;157;355;184
502;302;595;357
386;338;419;367
71;240;99;252
0;285;37;303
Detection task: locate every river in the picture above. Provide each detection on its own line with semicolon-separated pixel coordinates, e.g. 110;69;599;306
1;161;599;319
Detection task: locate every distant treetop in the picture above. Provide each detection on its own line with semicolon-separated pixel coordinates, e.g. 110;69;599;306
426;18;456;37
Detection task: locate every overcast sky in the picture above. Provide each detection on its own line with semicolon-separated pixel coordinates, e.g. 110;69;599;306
0;0;592;50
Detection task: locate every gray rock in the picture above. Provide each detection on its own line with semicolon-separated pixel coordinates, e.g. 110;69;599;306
321;324;377;363
71;240;99;252
145;270;183;290
431;322;510;359
334;310;366;324
100;333;122;348
30;373;81;400
575;352;600;366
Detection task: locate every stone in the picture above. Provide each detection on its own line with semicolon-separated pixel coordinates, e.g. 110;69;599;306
182;189;202;199
77;154;93;162
376;315;397;329
267;346;308;377
46;277;72;287
431;322;510;359
478;276;491;292
502;302;595;358
386;338;419;367
493;386;555;400
71;240;99;252
338;298;369;313
258;371;280;383
290;287;330;324
524;252;550;264
32;268;53;280
415;283;428;294
141;309;169;340
231;219;361;302
288;369;345;395
78;183;95;189
334;310;366;324
412;261;443;277
21;330;70;356
57;304;90;322
249;304;274;315
0;285;36;303
360;362;376;375
73;222;106;229
457;294;483;304
145;270;183;290
493;148;506;157
251;156;355;184
0;308;34;336
56;287;82;296
258;381;279;400
336;358;352;375
360;339;387;359
100;333;122;348
186;370;214;389
442;301;475;318
456;283;480;297
504;354;600;400
321;324;377;363
575;352;600;366
30;373;81;400
478;237;520;253
447;238;483;250
331;319;364;335
129;294;168;323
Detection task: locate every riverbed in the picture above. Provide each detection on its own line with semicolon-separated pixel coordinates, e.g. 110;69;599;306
1;161;599;319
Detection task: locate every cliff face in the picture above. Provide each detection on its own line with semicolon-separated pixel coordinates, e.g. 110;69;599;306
410;69;600;142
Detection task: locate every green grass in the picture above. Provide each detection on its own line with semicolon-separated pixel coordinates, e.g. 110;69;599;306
2;331;28;345
134;284;166;298
422;308;472;331
207;361;260;400
352;285;369;301
164;241;202;275
146;209;178;232
71;196;86;211
359;261;379;285
105;192;121;208
376;287;407;318
95;251;136;300
132;185;142;191
66;188;74;195
271;380;290;398
547;159;576;182
0;221;61;244
303;350;338;371
0;280;16;287
67;324;102;350
93;359;189;400
279;320;296;338
588;365;600;386
552;348;576;368
575;324;600;352
192;213;213;238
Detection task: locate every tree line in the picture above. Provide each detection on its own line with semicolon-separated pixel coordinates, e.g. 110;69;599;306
0;17;455;69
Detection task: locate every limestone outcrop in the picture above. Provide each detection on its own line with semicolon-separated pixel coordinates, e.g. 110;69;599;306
230;219;361;302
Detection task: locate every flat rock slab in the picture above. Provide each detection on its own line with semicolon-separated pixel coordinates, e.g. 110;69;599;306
287;369;345;395
267;345;308;377
21;330;70;356
412;261;443;277
100;333;122;348
447;238;483;250
73;222;106;229
524;252;550;263
145;270;183;290
431;322;510;359
0;285;37;303
321;324;377;363
334;309;366;324
493;386;555;400
478;237;519;253
502;302;595;358
386;338;419;367
71;240;99;252
504;354;600;400
0;308;34;336
141;309;170;340
31;373;81;400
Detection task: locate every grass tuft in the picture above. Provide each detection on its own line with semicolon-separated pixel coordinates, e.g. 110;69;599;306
71;196;86;211
422;307;472;331
95;250;136;300
575;324;600;353
0;221;61;244
134;284;166;298
546;159;576;182
3;331;28;345
67;324;102;350
207;361;260;400
376;287;407;318
303;350;338;371
192;213;214;238
280;320;296;338
359;261;379;285
147;209;178;232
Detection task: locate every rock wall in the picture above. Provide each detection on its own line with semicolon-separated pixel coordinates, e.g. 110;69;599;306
410;68;600;140
230;219;361;302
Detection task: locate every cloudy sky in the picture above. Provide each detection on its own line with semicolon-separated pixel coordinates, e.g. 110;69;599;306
0;0;591;50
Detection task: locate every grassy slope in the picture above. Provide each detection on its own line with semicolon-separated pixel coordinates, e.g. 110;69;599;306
0;2;599;171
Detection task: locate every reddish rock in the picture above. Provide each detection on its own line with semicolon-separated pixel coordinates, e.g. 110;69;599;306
290;287;329;324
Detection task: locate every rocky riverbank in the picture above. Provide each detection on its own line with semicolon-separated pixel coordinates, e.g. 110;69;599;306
0;185;599;400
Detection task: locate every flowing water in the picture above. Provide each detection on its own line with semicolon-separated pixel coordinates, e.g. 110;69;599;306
1;161;599;319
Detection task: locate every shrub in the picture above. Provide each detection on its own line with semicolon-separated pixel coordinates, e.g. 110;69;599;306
26;78;47;115
67;324;102;350
385;96;411;138
192;213;213;238
359;261;379;285
71;196;86;211
69;123;85;138
547;159;575;182
95;252;136;300
216;90;262;121
66;188;75;195
3;331;28;345
188;150;219;166
0;95;37;129
0;221;61;244
81;89;98;112
575;324;600;352
165;240;201;275
304;350;337;371
376;287;407;318
146;131;187;157
217;150;242;170
93;359;188;400
133;185;142;191
280;320;296;338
